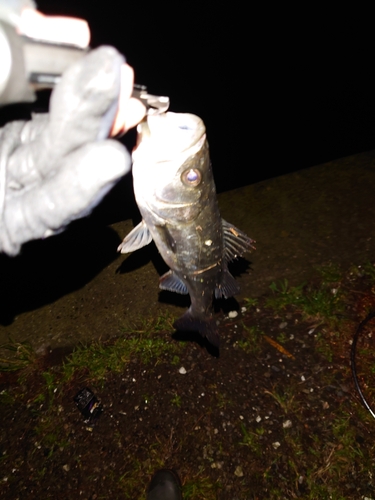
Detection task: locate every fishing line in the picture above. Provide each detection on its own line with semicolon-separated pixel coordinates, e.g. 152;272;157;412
351;309;375;419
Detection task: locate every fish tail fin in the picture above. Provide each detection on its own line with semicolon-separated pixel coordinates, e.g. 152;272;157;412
173;310;220;348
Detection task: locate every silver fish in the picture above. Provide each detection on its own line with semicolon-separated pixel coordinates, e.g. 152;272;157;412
118;112;254;347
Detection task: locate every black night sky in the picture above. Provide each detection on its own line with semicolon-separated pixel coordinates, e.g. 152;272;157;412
34;3;375;192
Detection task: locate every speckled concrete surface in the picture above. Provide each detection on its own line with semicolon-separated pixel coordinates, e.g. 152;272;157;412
1;150;375;352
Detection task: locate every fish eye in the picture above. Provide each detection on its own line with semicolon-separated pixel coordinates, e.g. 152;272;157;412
181;168;202;186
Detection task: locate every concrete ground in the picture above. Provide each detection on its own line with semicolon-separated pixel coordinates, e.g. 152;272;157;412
1;150;375;352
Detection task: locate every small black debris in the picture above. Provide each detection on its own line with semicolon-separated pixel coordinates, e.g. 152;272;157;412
73;387;103;424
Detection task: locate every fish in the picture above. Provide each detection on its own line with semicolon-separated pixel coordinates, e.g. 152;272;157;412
118;112;254;347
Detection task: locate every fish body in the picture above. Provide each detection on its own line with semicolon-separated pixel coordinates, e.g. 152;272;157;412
118;112;254;347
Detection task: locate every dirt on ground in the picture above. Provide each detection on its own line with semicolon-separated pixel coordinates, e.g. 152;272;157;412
1;263;375;499
2;151;375;499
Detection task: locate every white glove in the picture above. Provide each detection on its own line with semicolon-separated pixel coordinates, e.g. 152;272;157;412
0;46;133;255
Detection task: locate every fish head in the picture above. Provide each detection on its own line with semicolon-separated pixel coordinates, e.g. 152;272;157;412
132;112;215;223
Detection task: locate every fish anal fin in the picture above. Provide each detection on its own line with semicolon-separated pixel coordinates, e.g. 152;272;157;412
117;220;152;254
222;219;255;262
215;268;240;299
159;271;189;295
173;310;220;348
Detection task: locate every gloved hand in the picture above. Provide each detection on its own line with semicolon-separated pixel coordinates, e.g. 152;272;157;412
0;45;145;256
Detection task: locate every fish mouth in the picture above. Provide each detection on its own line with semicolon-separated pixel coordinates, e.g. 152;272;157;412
135;113;206;162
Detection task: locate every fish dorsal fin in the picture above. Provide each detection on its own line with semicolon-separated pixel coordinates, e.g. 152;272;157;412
215;268;240;299
159;270;189;295
222;219;255;262
117;220;153;253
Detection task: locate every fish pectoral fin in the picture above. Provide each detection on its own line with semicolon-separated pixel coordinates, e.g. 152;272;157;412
222;219;256;262
215;268;240;299
117;220;153;254
159;271;189;295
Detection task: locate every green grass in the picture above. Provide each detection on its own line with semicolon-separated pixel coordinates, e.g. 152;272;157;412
171;394;182;407
182;471;220;500
3;268;375;499
242;297;258;308
61;311;182;383
314;328;335;361
276;332;288;344
211;388;233;409
266;276;345;324
239;423;263;456
118;446;167;499
121;311;177;334
264;387;297;414
0;310;182;401
358;261;375;280
315;262;343;284
237;324;264;355
302;414;365;496
0;389;15;405
0;340;37;372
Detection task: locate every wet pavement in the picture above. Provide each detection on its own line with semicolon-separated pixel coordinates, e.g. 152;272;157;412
1;150;375;352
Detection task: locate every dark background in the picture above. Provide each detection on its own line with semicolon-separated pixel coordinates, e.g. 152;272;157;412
31;3;375;192
0;2;374;324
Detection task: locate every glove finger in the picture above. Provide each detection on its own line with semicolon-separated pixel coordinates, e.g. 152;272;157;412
1;140;130;255
4;115;49;189
111;65;146;136
51;46;124;141
34;46;125;172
